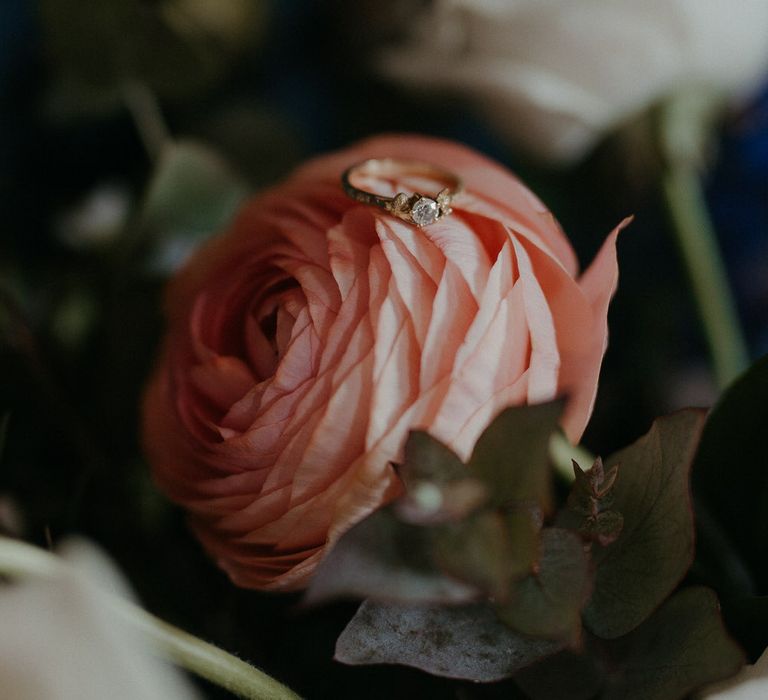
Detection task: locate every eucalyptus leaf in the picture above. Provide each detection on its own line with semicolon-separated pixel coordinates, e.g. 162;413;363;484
395;477;489;525
692;355;768;593
335;601;562;682
517;588;744;700
468;401;562;512
503;506;542;580
584;409;706;639
400;430;467;487
137;140;248;272
303;509;478;607
306;404;565;607
497;528;591;642
396;431;488;525
603;587;744;700
432;511;521;601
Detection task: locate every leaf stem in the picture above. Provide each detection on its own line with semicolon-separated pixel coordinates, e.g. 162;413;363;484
0;536;301;700
114;604;301;700
549;433;594;483
122;80;171;163
659;104;749;390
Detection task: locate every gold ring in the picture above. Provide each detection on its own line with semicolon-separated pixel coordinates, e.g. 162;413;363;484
341;158;463;227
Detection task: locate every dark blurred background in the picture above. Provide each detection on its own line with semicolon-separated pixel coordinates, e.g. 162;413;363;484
1;2;767;697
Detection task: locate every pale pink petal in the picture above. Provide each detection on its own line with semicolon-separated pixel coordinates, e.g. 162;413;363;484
366;298;421;447
419;260;477;390
432;281;529;460
423;213;493;298
509;231;560;403
377;218;439;347
289;352;373;502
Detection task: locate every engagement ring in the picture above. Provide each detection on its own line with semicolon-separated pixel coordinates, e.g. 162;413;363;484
341;158;463;227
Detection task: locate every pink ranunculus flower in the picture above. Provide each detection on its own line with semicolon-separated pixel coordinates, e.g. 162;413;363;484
143;134;626;591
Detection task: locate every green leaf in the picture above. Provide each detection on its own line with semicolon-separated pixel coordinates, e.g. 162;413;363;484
137;140;248;272
497;528;591;642
401;430;467;487
516;588;745;700
604;587;744;700
692;355;768;592
432;511;523;601
303;509;478;607
396;477;489;525
584;409;706;639
308;405;564;607
503;506;542;582
397;432;487;525
468;401;562;512
335;601;562;682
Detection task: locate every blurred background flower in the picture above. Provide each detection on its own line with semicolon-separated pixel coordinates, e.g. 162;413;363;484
375;0;768;164
0;539;199;700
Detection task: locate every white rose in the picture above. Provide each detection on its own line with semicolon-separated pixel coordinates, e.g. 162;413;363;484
0;539;198;700
379;0;768;163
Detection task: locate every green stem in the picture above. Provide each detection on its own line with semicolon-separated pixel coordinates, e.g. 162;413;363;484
0;536;301;700
660;126;749;390
122;81;171;163
114;605;300;700
549;433;595;483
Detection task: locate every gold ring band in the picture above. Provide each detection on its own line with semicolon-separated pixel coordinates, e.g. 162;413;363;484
341;158;463;227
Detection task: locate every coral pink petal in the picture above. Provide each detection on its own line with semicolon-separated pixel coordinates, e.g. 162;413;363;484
561;220;627;440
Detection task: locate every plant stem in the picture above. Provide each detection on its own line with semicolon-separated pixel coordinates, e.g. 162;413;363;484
0;536;301;700
659;103;749;390
549;433;594;483
123;81;171;163
115;604;301;700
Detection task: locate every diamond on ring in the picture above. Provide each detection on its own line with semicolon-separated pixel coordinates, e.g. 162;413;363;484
410;197;440;226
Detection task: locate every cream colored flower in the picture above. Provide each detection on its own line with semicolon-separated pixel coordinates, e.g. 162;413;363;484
379;0;768;163
0;539;198;700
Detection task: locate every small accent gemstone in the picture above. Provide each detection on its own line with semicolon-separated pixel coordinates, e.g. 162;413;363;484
410;197;439;226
